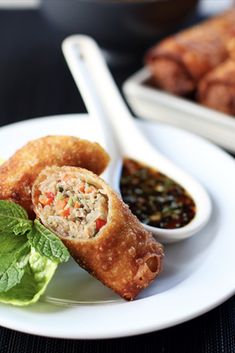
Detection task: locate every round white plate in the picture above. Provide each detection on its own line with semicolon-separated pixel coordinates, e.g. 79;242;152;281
0;114;234;339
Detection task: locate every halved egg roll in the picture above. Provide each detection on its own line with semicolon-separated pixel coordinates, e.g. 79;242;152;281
0;136;109;218
145;9;235;95
198;59;235;116
32;166;164;300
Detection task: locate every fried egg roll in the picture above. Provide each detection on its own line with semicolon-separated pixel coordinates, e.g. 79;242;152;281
0;136;109;218
32;166;164;300
198;59;235;116
146;9;235;95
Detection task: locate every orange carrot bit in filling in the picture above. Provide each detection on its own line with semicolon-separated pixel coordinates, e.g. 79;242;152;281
62;174;71;182
39;192;55;206
86;186;95;194
56;198;68;210
60;207;70;218
74;201;81;209
78;182;85;193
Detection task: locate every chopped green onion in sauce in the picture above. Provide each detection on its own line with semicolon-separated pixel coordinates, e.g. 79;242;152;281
120;158;196;229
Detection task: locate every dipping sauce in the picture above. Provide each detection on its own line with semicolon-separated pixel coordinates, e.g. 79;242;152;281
120;158;196;229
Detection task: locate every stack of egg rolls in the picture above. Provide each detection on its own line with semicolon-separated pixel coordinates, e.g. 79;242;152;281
146;9;235;115
198;59;235;115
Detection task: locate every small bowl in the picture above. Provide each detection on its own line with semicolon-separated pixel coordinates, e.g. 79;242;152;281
41;0;199;55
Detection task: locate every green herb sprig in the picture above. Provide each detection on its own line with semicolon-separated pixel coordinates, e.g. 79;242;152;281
27;220;69;263
0;201;70;306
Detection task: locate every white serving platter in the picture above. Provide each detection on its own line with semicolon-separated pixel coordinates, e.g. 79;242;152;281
123;67;235;153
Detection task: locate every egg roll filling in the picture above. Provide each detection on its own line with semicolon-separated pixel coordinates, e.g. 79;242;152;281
37;170;108;239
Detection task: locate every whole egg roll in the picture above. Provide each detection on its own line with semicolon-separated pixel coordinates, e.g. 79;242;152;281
198;59;235;116
0;136;109;218
146;9;235;95
32;166;164;300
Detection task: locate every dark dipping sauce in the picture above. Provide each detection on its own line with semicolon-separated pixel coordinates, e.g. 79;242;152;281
120;158;196;229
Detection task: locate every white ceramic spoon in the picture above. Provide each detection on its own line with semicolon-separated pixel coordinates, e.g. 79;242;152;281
62;35;211;244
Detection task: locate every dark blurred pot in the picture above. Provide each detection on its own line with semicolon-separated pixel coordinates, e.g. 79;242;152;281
41;0;199;54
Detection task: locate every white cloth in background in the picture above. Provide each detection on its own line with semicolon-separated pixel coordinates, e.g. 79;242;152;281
199;0;234;14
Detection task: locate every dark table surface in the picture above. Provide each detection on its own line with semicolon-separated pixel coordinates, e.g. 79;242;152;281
0;8;234;353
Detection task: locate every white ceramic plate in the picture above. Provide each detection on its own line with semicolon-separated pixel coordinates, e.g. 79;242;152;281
0;114;234;339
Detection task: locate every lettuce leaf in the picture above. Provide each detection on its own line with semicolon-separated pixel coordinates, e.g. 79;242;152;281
0;233;31;292
0;248;57;306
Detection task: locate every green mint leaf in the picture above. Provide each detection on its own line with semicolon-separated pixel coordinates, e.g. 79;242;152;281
0;200;32;236
0;248;57;306
0;233;31;292
27;220;70;263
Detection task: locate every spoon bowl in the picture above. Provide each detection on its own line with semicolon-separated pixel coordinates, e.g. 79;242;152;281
62;35;212;243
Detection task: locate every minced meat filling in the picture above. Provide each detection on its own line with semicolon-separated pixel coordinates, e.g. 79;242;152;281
37;171;108;239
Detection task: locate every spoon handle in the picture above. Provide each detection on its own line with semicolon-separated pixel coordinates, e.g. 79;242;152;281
62;35;125;186
62;35;193;176
62;35;147;153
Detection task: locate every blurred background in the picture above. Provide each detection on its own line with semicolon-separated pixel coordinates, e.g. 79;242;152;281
0;0;233;126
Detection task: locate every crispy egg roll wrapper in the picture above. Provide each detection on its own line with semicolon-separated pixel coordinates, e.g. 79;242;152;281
0;136;109;218
198;59;235;116
32;166;164;301
146;9;235;95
